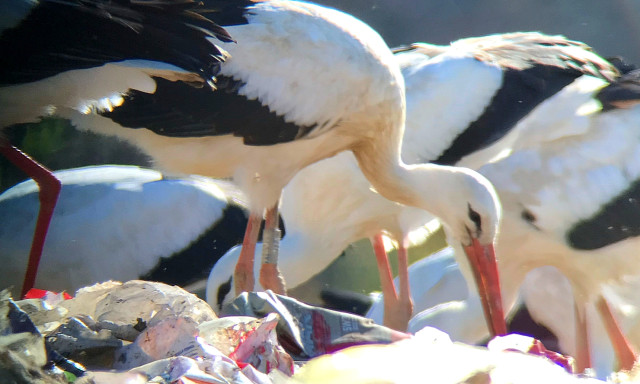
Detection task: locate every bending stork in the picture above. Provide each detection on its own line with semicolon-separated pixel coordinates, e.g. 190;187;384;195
207;32;616;333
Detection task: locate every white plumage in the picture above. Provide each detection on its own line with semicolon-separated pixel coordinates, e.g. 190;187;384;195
401;254;640;379
520;266;640;378
0;165;248;297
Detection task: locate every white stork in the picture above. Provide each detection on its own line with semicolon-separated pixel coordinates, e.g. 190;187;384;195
400;58;640;373
0;165;249;297
360;60;640;373
50;0;506;336
475;67;640;372
207;32;616;332
0;0;231;296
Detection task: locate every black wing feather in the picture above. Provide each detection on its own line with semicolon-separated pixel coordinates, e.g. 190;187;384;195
568;180;640;250
596;69;640;111
142;203;248;286
434;65;588;165
0;0;232;85
100;76;316;146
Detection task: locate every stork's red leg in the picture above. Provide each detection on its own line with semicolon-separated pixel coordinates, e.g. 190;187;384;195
371;233;397;304
596;295;638;371
259;203;286;294
0;141;61;298
574;301;592;373
396;236;414;328
370;233;409;331
234;212;262;296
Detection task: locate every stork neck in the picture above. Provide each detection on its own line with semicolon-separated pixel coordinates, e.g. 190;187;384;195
352;142;450;221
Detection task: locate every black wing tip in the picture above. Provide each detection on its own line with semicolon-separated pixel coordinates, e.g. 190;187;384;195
567;179;640;250
1;0;232;85
391;44;417;54
596;67;640;112
606;56;638;75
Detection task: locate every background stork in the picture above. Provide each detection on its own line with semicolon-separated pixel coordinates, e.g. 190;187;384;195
475;68;640;371
0;165;248;297
0;0;231;296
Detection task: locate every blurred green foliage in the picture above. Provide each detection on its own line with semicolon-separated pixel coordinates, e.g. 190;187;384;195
0;118;150;193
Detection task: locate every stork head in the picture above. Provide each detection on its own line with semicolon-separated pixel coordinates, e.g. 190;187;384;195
447;168;506;337
406;164;507;337
443;168;502;249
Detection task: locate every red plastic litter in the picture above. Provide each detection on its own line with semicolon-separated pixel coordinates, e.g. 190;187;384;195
24;288;72;300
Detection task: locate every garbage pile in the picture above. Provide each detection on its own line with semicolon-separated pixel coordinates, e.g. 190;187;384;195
1;280;638;384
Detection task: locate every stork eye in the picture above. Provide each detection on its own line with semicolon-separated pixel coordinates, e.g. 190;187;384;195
468;204;482;232
217;276;232;310
521;209;536;223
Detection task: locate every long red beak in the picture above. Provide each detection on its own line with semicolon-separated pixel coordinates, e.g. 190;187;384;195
464;239;507;337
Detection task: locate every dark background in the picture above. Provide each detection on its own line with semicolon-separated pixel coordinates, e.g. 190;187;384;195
318;0;640;64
